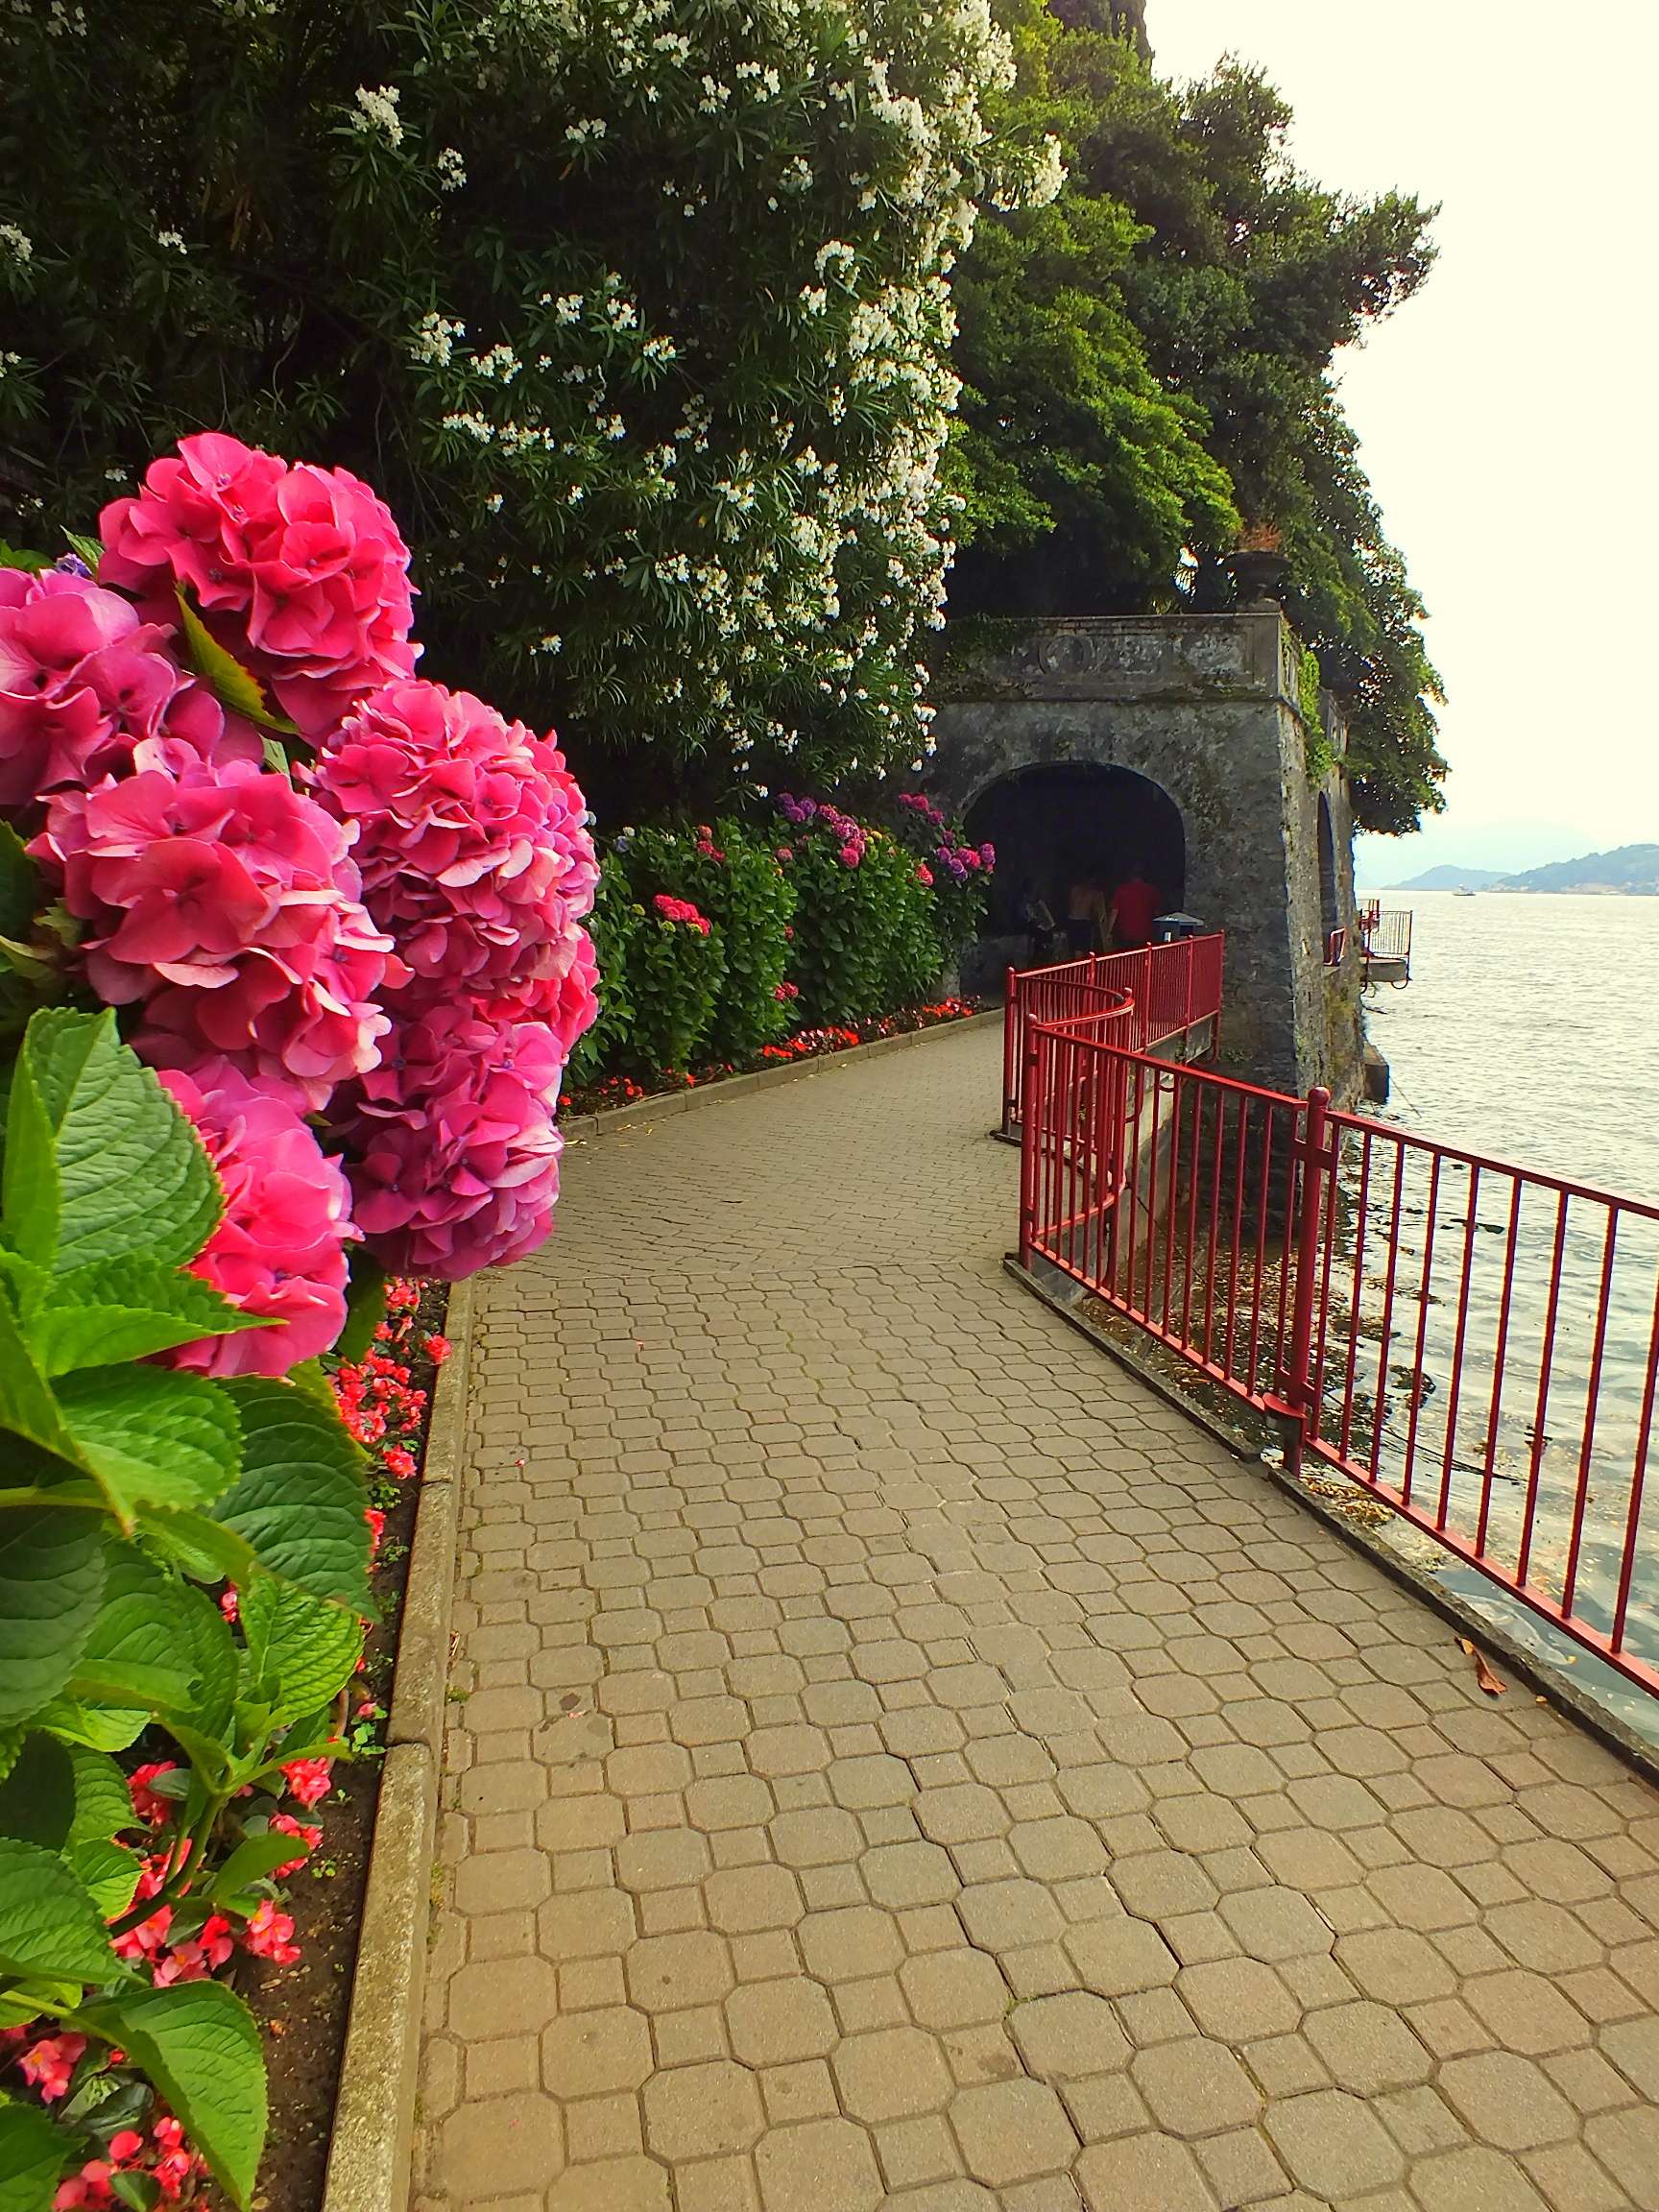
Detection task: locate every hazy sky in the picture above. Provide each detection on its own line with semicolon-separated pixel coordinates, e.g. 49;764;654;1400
1149;2;1659;879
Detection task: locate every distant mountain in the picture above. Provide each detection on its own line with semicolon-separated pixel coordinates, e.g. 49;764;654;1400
1392;863;1507;892
1496;844;1659;894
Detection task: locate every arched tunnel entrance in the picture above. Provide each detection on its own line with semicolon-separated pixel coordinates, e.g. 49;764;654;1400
962;762;1187;989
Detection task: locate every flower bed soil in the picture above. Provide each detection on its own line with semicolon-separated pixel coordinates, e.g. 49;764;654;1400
562;996;981;1118
235;1286;448;2212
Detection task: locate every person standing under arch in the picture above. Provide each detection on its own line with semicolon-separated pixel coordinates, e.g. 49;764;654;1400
1111;865;1159;951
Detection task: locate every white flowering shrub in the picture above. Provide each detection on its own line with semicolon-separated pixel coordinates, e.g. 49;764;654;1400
0;0;1059;805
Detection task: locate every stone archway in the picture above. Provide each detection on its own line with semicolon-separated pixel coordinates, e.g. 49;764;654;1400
965;762;1187;952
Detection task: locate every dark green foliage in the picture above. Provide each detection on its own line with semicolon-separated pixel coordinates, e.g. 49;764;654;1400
784;830;938;1028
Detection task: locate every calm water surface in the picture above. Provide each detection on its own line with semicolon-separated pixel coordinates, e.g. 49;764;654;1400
1359;889;1659;1198
1353;890;1659;1723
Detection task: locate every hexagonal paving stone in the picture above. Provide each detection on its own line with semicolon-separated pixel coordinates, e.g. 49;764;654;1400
1065;1916;1179;1996
1464;1967;1592;2056
901;1947;1012;2030
1487;1897;1604;1975
625;1930;734;2011
1073;2133;1215;2212
1334;1927;1457;2006
799;1905;904;1981
864;1840;960;1909
1438;2050;1580;2152
958;1879;1068;1954
541;2005;653;2097
769;1806;864;1867
916;1785;1008;1844
1301;2000;1431;2094
1009;1993;1129;2080
755;2116;884;2211
1109;1851;1218;1922
448;1953;560;2040
614;1827;713;1893
1585;2104;1659;2208
705;1864;805;1934
1407;2144;1552;2211
1175;1957;1299;2042
1601;2013;1659;2100
546;2157;671;2212
949;2079;1079;2190
642;2057;765;2161
726;1976;839;2067
1129;2037;1262;2136
439;2091;565;2200
1262;2089;1406;2199
830;1755;916;1809
1007;1817;1108;1882
1217;1887;1334;1962
832;2025;953;2122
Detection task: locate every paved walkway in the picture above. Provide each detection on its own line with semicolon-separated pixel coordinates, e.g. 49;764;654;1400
416;1022;1659;2212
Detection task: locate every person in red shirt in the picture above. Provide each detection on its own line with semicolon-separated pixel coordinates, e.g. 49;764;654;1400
1111;867;1159;950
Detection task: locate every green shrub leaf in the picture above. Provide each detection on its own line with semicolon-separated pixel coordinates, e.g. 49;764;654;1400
5;1009;221;1275
60;1553;204;1719
67;1744;137;1846
210;1829;311;1904
0;1507;105;1725
0;2095;70;2211
80;1980;266;2209
173;589;298;739
56;1365;241;1519
0;1833;120;1980
25;1260;266;1376
69;1836;143;1919
0;1732;75;1847
214;1381;369;1609
239;1578;362;1725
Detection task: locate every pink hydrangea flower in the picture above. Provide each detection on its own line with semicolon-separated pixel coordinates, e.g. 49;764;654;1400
156;1057;356;1375
33;751;399;1110
330;998;565;1278
480;930;598;1061
99;432;418;737
915;862;933;886
310;679;597;998
0;565;255;813
652;893;711;936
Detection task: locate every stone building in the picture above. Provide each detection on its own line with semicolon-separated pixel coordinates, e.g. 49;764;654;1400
928;607;1364;1102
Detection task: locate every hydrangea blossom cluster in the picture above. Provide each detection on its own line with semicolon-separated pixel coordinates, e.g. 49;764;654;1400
652;893;712;936
0;564;257;810
933;837;995;883
1;429;599;1327
98;431;419;737
774;791;866;869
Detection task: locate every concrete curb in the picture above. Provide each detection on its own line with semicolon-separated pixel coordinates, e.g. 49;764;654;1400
322;1274;478;2212
1006;1257;1659;1789
558;1007;1002;1146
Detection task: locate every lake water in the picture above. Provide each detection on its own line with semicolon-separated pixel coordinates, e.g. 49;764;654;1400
1353;889;1659;1730
1358;888;1659;1199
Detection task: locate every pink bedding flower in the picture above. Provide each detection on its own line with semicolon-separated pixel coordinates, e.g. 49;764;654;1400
311;680;597;998
282;1758;333;1809
99;432;418;736
34;752;398;1109
0;565;254;812
21;2032;85;2102
330;998;565;1278
129;1761;179;1826
269;1814;323;1878
156;1058;356;1374
242;1899;301;1964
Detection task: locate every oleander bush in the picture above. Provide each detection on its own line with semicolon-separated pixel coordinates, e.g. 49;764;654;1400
0;429;598;2208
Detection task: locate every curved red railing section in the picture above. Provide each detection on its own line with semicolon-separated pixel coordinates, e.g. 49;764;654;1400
1015;1020;1659;1696
999;936;1224;1136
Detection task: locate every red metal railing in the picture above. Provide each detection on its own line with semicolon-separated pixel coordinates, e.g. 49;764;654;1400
1324;926;1347;968
1018;1022;1659;1695
1360;906;1413;963
1000;934;1224;1136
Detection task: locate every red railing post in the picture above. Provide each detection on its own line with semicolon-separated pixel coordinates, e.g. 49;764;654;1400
1184;939;1195;1031
1018;1030;1042;1265
1002;966;1019;1135
1281;1084;1333;1455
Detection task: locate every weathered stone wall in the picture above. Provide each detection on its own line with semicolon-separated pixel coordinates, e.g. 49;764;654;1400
929;613;1364;1102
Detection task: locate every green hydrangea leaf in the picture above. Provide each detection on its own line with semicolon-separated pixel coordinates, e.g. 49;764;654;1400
0;2095;71;2211
24;1258;267;1376
79;1980;265;2209
67;1744;138;1846
0;1832;119;1981
55;1365;241;1519
0;1732;75;1846
4;1008;221;1275
0;1507;105;1726
213;1380;370;1609
239;1577;362;1726
71;1835;144;1918
173;588;298;738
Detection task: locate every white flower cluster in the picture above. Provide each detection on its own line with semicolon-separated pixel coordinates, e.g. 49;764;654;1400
350;84;403;148
410;0;1054;778
0;223;33;266
436;146;469;191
